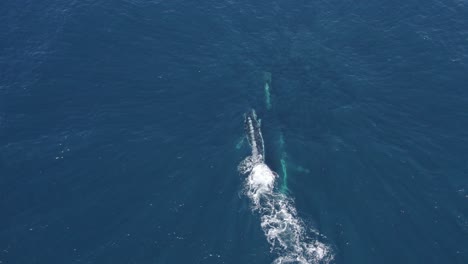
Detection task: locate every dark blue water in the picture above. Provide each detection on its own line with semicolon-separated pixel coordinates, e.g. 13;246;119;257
1;0;468;263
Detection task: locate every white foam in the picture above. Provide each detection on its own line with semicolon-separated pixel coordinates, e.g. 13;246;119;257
239;114;333;264
250;164;275;191
245;163;277;207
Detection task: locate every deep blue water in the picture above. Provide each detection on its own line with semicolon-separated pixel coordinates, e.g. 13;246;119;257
1;0;468;263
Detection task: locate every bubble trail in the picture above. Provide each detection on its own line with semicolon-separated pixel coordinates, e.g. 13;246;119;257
238;110;333;264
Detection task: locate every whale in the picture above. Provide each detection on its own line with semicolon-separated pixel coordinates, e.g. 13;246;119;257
238;110;332;263
244;109;264;163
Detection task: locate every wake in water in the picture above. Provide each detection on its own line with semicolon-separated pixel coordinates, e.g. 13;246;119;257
238;110;333;264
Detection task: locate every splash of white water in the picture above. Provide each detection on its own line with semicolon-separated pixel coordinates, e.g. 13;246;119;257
239;111;333;264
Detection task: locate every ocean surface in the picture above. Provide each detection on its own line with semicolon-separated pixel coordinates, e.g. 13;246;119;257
1;0;468;263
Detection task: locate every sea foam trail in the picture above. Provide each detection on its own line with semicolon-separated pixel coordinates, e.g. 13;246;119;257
238;110;333;264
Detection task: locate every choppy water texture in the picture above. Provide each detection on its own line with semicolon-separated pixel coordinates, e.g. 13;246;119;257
1;0;468;264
